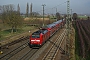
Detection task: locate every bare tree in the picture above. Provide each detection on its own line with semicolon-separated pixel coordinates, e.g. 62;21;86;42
1;4;23;33
30;3;32;17
56;12;61;20
87;16;90;20
17;4;20;14
73;13;78;20
26;3;29;17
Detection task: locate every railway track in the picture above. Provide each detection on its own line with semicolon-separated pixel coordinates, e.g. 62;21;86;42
0;28;66;60
29;28;65;60
1;36;29;49
0;41;29;60
42;29;66;60
18;32;62;60
19;49;38;60
13;24;66;60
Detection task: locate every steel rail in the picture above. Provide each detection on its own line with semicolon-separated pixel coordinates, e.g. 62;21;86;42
42;29;66;60
0;41;29;60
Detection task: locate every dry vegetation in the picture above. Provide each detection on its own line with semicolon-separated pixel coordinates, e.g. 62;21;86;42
24;17;49;21
24;17;56;26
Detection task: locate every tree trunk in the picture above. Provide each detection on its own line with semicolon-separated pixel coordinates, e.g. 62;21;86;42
15;26;17;32
11;26;14;33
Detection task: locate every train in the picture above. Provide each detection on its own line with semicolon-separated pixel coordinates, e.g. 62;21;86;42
29;19;65;48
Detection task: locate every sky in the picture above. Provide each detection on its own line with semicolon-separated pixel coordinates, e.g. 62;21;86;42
0;0;90;14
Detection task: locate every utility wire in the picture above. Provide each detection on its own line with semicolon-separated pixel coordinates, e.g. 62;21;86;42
35;1;67;14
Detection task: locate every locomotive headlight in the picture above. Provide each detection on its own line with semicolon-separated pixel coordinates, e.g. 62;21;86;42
36;40;40;42
31;40;35;41
31;40;40;42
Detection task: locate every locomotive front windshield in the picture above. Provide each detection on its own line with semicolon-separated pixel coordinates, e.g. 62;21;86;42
31;29;46;38
32;32;40;38
32;34;40;38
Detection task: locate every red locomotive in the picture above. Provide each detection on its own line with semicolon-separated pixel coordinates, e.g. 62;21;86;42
29;19;65;47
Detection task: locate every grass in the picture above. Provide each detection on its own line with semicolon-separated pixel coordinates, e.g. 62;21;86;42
0;25;36;41
78;16;87;19
22;25;36;31
72;22;82;60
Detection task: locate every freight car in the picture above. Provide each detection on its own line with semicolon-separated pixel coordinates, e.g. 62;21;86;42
29;19;65;47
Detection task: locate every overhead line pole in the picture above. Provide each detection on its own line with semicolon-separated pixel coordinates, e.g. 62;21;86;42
42;4;46;26
65;0;70;59
56;8;57;13
71;9;72;20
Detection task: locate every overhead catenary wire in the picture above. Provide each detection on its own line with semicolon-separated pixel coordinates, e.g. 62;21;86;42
35;1;67;14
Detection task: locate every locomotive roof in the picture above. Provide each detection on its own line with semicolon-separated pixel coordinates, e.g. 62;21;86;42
42;23;55;29
32;29;48;35
47;23;56;27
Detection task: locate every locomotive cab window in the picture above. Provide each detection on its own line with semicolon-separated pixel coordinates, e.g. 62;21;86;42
32;34;40;38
